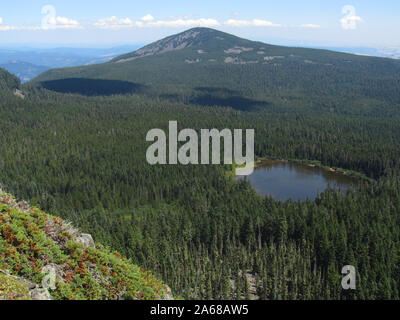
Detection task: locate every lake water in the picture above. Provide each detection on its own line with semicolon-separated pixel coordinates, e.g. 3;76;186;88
237;159;358;201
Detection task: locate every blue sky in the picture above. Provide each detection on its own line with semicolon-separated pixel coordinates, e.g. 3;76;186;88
0;0;399;48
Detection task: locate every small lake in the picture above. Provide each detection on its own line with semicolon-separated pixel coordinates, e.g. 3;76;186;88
237;159;359;201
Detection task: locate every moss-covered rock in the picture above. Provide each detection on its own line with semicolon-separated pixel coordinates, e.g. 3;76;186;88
0;188;171;300
0;272;31;300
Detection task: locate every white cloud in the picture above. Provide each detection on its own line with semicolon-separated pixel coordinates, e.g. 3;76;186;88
0;24;80;31
224;19;252;27
0;12;80;31
253;19;281;27
1;14;286;32
145;18;220;28
0;18;42;31
93;16;220;29
44;16;81;29
94;16;220;29
224;19;281;27
40;5;81;30
94;16;136;30
0;25;13;31
0;17;19;31
0;25;44;31
300;24;321;29
141;14;154;22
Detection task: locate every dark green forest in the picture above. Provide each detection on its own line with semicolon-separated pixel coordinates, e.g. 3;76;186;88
1;81;399;299
2;28;400;300
35;28;400;117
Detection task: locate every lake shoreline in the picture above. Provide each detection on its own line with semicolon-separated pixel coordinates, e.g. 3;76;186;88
233;157;365;201
255;157;373;183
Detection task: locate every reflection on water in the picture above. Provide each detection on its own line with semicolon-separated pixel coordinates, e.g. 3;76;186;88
237;159;358;201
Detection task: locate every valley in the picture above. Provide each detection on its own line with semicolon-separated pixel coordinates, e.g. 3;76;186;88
1;27;400;300
0;45;141;82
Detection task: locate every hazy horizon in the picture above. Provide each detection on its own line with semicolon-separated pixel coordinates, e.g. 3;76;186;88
1;1;399;48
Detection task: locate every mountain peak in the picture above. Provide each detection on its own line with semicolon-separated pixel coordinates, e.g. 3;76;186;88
111;27;241;63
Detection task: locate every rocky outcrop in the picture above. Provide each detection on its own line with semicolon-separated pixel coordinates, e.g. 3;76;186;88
13;89;25;99
162;285;174;300
0;187;172;300
0;269;52;300
30;288;53;300
75;233;95;248
115;29;202;63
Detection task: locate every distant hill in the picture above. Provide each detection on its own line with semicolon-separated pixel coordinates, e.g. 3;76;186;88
33;28;400;115
315;46;400;60
0;187;172;300
0;61;49;83
0;67;20;91
0;46;142;68
0;46;142;82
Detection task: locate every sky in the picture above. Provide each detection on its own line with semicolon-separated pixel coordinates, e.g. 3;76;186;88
0;0;399;48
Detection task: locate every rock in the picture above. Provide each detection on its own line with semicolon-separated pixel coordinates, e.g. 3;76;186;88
0;271;32;300
16;200;30;212
162;285;174;300
13;89;25;99
0;269;36;289
30;288;53;300
75;233;95;248
20;278;37;290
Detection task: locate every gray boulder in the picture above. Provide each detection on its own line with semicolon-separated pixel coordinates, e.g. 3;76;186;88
75;233;95;248
30;288;53;300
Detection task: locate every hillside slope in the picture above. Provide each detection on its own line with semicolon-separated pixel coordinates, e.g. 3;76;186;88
0;61;50;83
32;28;400;115
0;187;172;300
0;67;20;91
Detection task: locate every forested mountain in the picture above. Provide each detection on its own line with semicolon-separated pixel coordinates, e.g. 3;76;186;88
0;67;20;91
0;46;148;84
0;61;49;82
1;82;400;299
34;28;400;116
1;30;400;300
